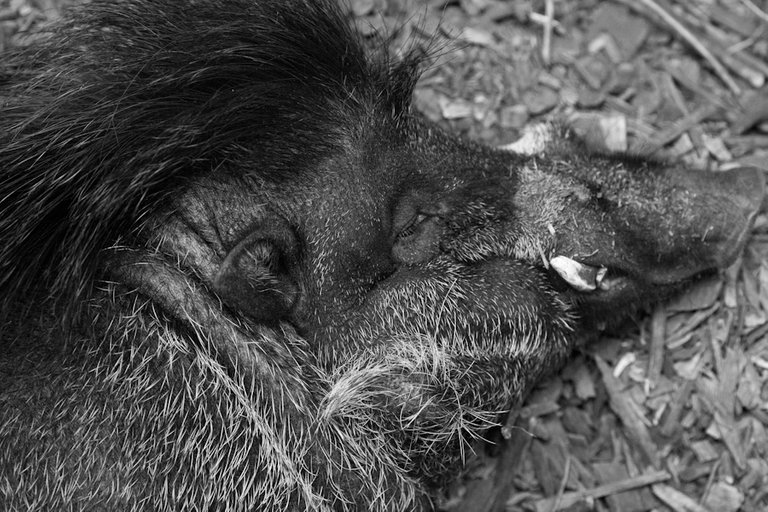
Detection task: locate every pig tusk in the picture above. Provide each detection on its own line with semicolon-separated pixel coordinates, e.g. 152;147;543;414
550;256;608;292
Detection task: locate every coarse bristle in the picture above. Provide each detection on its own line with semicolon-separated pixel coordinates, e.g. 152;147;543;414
0;0;422;323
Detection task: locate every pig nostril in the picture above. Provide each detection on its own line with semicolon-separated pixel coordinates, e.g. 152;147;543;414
706;166;765;268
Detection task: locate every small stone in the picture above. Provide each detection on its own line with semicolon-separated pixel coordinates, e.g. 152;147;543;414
538;71;562;90
702;481;744;512
588;3;650;60
521;87;559;116
412;88;442;123
609;62;637;95
577;87;605;108
460;27;495;47
702;134;732;161
560;87;579;107
570;113;627;153
587;33;623;63
459;0;487;17
499;104;529;129
439;96;473;120
353;16;385;37
349;0;375;17
690;439;719;462
574;55;610;90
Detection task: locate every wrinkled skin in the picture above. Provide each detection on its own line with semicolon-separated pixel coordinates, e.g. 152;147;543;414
0;1;763;511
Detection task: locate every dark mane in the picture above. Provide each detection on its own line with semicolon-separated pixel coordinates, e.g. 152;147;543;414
0;0;422;321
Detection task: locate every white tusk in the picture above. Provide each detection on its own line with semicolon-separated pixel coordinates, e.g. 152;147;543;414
550;255;608;292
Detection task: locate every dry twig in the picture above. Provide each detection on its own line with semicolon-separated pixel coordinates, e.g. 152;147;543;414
616;0;741;95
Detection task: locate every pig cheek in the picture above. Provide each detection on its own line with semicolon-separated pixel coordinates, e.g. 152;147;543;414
506;168;598;263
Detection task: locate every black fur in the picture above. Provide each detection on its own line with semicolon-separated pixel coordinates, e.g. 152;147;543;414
0;0;418;321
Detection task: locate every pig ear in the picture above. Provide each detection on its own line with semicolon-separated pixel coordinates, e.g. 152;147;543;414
212;223;299;324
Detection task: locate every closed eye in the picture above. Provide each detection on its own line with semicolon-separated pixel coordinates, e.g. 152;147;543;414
397;213;429;239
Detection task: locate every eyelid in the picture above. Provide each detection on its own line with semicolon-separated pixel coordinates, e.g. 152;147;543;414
397;213;430;239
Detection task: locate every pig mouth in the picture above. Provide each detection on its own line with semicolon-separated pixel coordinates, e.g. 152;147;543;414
548;255;632;293
546;254;705;300
547;253;725;301
549;255;610;292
